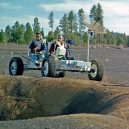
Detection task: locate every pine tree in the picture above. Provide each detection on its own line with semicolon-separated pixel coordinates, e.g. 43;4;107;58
47;31;55;42
90;5;97;19
11;21;25;44
11;21;19;43
5;25;11;43
73;14;78;33
96;3;103;26
59;13;68;39
127;36;129;47
78;9;85;34
33;17;40;34
90;4;97;45
90;3;104;44
111;32;117;45
19;24;25;44
41;27;44;38
78;9;85;44
115;33;127;46
54;26;60;39
48;12;54;32
90;4;103;25
68;11;75;33
0;29;7;44
122;33;127;45
24;22;34;44
83;32;88;45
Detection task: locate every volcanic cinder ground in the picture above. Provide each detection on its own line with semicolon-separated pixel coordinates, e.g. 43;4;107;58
0;44;129;129
0;44;129;85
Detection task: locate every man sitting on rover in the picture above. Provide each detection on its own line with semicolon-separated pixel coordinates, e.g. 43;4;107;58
49;34;67;57
29;32;47;66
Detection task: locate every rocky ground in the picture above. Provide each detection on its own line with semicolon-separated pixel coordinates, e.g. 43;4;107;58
0;44;129;85
0;114;127;129
0;44;129;129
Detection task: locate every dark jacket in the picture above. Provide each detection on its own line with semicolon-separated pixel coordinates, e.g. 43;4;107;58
49;41;66;54
49;42;58;54
29;39;47;53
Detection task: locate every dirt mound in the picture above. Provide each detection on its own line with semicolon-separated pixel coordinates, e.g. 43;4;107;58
0;114;127;129
0;75;129;128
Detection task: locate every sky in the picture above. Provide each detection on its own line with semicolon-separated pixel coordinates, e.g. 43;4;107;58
0;0;129;35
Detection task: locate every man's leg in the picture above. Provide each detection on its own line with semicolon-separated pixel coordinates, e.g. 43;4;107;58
31;54;39;66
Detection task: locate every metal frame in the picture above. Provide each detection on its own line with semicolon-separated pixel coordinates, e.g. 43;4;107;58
57;60;91;72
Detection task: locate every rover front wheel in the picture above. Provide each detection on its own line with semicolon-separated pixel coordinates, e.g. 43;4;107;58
88;60;104;81
41;60;49;77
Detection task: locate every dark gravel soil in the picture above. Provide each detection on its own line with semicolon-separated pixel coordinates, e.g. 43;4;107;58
0;44;129;85
0;44;129;129
0;114;127;129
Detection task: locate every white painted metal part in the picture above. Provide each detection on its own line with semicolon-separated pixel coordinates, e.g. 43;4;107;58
58;60;91;72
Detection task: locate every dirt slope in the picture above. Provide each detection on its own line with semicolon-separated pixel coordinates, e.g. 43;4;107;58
0;75;129;128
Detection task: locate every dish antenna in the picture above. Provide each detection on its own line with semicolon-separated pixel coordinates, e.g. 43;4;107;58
82;14;106;61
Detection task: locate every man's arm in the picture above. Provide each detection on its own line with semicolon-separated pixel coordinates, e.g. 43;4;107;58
29;40;37;53
49;42;55;54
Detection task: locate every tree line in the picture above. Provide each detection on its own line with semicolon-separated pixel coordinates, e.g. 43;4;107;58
0;3;129;46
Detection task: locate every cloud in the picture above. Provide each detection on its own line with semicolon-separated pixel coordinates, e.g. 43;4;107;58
101;1;129;17
99;0;129;34
38;0;92;14
105;16;129;34
0;2;21;9
0;0;129;35
38;0;129;35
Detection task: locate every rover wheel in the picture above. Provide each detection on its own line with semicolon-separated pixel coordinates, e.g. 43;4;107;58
88;60;104;81
9;57;24;75
41;60;49;77
48;56;57;77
